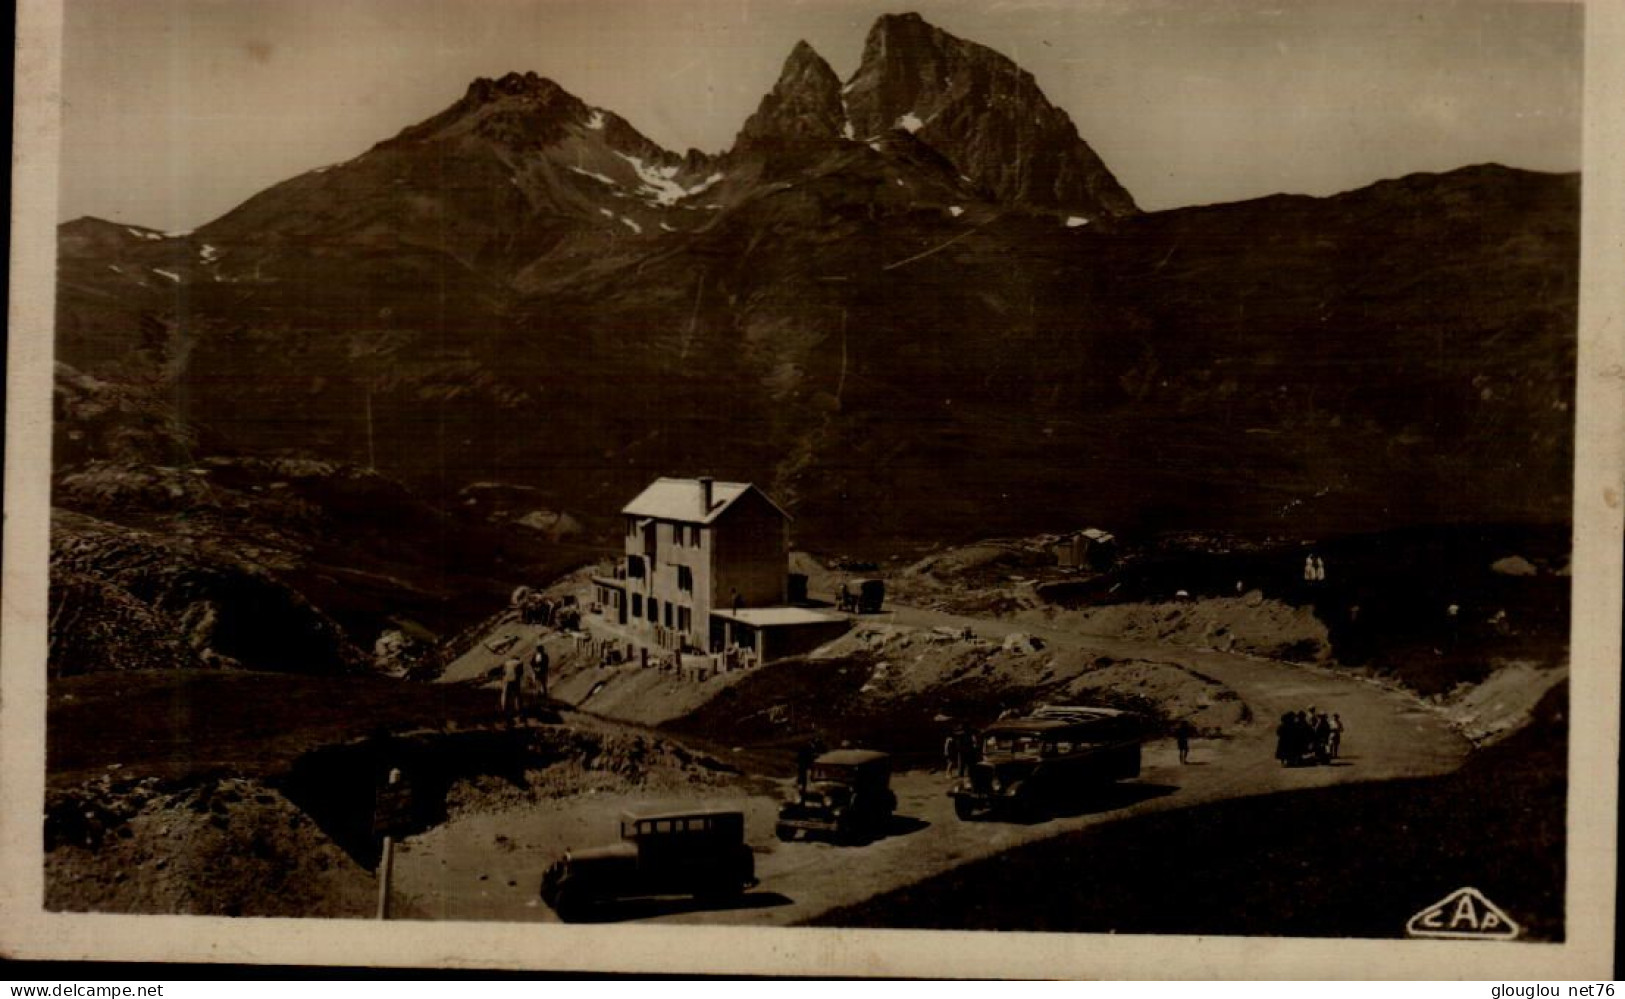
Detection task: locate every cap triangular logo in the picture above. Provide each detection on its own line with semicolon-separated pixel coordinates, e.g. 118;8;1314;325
1406;887;1521;939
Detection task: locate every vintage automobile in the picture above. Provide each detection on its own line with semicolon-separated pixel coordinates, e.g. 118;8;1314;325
949;706;1145;821
855;579;886;614
775;749;897;844
538;807;756;921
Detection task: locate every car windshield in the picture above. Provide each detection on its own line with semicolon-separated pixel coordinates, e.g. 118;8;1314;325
809;765;855;782
984;733;1044;756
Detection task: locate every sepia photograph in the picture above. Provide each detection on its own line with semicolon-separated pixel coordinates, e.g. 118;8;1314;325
3;0;1620;978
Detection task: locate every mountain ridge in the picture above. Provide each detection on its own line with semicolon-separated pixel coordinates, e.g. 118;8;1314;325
53;12;1578;567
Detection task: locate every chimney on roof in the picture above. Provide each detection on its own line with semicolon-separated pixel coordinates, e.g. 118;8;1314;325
698;476;714;513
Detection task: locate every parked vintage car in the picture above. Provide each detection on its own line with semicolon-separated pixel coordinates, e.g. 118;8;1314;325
949;706;1145;821
539;807;756;921
855;579;886;614
776;749;897;844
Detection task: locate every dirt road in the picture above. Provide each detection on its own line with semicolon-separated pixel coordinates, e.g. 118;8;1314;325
390;606;1469;925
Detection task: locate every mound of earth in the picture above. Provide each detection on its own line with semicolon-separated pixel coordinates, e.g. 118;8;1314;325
50;509;370;676
46;774;377;917
1017;594;1333;664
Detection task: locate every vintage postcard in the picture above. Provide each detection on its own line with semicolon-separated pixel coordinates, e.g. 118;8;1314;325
3;0;1620;978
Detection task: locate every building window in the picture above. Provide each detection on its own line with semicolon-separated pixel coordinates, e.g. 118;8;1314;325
627;556;644;578
626;517;638;537
678;566;693;592
678;606;691;633
664;602;673;629
648;597;659;623
689;525;701;547
632;593;642;617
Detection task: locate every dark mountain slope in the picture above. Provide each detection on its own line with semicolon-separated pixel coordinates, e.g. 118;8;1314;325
52;15;1576;569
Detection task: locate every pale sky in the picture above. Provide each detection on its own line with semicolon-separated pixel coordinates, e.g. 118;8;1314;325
59;0;1583;232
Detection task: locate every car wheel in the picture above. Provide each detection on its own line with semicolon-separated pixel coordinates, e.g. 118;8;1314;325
953;797;978;821
775;824;797;842
551;885;590;923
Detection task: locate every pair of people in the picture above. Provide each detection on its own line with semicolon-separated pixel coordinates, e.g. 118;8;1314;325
498;639;551;722
943;725;981;777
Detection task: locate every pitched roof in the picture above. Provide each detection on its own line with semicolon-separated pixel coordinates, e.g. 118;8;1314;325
620;477;790;525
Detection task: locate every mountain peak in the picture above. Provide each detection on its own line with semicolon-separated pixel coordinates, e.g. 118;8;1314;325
733;38;847;154
464;71;571;103
844;11;1136;219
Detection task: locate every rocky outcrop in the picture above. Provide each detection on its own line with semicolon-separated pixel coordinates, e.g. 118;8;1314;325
50;510;370;676
734;40;848;154
842;12;1137;220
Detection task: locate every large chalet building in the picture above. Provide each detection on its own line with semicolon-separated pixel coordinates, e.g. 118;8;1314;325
591;477;849;662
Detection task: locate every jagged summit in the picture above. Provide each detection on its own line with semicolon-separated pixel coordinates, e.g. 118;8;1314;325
733;40;847;153
843;11;1137;219
464;71;574;103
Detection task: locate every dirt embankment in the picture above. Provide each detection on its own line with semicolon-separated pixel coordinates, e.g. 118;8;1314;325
1015;593;1333;663
46;774;377;917
44;706;756;917
50;508;370;676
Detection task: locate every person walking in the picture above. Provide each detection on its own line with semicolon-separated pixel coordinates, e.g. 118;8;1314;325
1275;712;1293;766
1329;713;1345;759
1175;720;1195;764
943;730;961;775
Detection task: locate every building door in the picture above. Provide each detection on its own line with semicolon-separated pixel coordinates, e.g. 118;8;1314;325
618;592;627;625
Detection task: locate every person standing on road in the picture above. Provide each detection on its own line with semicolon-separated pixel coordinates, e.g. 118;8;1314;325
957;724;980;777
1311;710;1331;763
944;730;960;775
500;655;525;723
796;740;816;792
1175;720;1195;765
531;640;550;703
1329;713;1345;759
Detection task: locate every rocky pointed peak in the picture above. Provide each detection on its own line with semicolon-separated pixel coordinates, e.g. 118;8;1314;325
844;11;1136;219
733;39;847;154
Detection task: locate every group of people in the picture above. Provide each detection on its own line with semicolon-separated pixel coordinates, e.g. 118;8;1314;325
1275;706;1343;766
512;587;581;631
498;637;551;723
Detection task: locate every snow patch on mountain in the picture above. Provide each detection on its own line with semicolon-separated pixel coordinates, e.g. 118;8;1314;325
949;206;964;217
152;268;180;283
685;172;725;197
200;244;220;263
620;216;643;234
1065;216;1089;228
568;166;618;186
586;110;606;130
897;112;924;133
